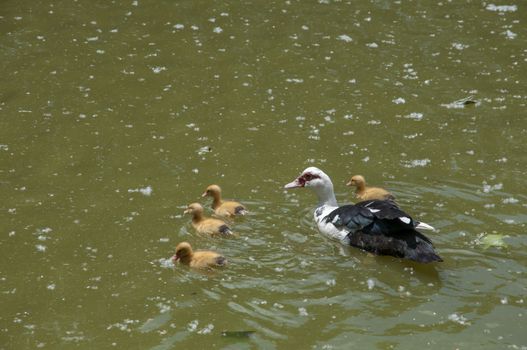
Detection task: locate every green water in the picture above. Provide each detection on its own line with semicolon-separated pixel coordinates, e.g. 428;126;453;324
1;0;526;349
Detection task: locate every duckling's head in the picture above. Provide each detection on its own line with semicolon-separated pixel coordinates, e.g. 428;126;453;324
183;202;204;215
347;175;365;187
173;242;193;263
202;184;222;198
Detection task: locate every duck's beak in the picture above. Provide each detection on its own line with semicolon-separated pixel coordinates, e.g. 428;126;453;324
172;255;179;263
201;191;208;197
346;181;352;186
183;208;190;214
284;178;302;189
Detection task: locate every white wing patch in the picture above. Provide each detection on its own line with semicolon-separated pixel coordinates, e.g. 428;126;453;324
331;215;340;224
368;208;380;213
399;216;411;224
314;205;348;241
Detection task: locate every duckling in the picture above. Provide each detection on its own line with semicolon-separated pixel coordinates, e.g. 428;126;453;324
202;184;247;217
172;242;227;269
184;203;232;236
346;175;395;201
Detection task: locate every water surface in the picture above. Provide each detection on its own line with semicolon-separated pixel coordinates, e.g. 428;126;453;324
1;0;526;349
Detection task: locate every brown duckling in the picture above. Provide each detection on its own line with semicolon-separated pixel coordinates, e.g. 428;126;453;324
202;184;248;217
184;202;232;236
172;242;227;269
346;175;395;201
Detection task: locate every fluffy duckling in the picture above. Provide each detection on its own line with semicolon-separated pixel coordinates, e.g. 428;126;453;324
172;242;227;269
346;175;395;201
202;184;248;217
184;202;232;236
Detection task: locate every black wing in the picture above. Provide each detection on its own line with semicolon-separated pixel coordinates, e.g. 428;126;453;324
323;202;441;263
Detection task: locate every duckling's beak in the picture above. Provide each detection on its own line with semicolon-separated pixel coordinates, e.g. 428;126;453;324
201;191;208;197
284;178;302;189
172;255;179;263
183;208;191;214
346;181;353;186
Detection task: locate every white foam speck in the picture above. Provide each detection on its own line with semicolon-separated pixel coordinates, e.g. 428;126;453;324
367;278;375;290
47;283;56;290
337;34;353;43
173;24;184;30
404;112;424;120
448;313;470;325
504;30;517;40
402;159;431;168
198;324;214;334
107;319;139;332
392;97;406;104
502;197;519;204
36;245;47;252
298;307;308;316
452;42;469;50
485;4;517;12
159;258;174;268
213;27;223;34
366;42;378;48
187;320;199;332
151;66;167;74
128;186;152;196
482;182;503;193
286;78;304;83
326;279;336;286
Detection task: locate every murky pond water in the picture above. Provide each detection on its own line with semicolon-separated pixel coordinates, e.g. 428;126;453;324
1;0;526;349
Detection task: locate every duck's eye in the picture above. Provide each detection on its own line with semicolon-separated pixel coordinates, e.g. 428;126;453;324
304;174;313;181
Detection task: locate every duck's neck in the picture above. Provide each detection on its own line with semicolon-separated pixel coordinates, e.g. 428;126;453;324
313;183;338;207
211;194;222;209
179;253;193;265
192;212;203;223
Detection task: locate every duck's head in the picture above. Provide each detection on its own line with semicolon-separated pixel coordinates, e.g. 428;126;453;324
183;202;204;215
346;175;365;187
284;167;337;206
284;167;331;190
202;184;221;198
173;242;193;263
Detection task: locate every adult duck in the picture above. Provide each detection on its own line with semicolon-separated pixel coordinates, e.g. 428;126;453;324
284;167;442;263
346;175;395;201
172;242;227;269
184;203;232;236
202;184;248;217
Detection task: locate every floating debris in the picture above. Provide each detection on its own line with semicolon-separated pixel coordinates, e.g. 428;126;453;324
197;146;212;155
221;330;255;338
480;234;509;249
441;96;480;109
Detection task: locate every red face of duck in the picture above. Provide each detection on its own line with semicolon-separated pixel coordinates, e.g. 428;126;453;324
172;254;180;263
284;171;321;189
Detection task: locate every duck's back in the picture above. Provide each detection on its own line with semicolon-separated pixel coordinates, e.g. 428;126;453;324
194;218;231;235
357;187;395;201
215;201;247;217
190;251;227;268
323;201;441;263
